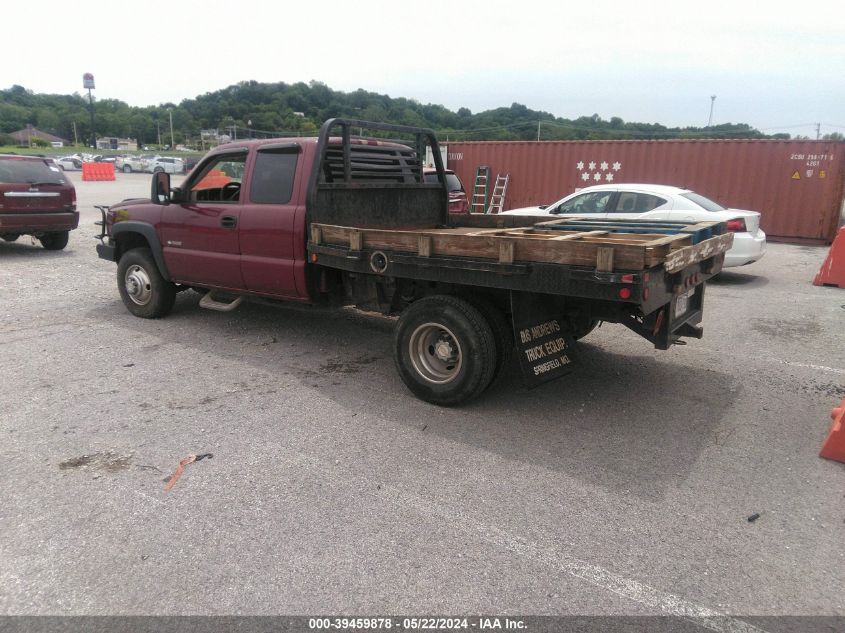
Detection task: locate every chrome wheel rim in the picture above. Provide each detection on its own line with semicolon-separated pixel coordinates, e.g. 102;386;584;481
409;322;462;384
124;265;152;306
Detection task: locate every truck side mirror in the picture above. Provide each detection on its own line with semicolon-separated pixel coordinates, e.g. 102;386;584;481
151;171;171;205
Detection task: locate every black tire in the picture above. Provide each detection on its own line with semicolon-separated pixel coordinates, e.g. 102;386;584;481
1;234;20;242
153;167;163;174
123;165;132;173
39;231;69;251
465;296;513;382
116;248;176;318
571;318;600;340
394;295;497;406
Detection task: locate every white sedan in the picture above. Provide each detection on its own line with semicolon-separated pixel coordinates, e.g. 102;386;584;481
502;183;766;268
54;156;83;171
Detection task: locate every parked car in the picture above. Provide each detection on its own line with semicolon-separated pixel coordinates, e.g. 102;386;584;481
423;167;468;214
0;154;78;250
117;154;157;173
502;183;766;268
55;156;83;171
147;156;185;174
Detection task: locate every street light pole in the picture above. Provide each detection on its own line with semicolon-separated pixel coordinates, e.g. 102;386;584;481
88;88;96;148
707;95;716;127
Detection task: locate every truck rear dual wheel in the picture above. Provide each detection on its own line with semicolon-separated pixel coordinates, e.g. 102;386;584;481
465;296;513;382
117;248;176;318
394;295;497;406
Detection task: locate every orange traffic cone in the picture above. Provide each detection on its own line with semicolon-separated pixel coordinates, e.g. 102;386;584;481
820;398;845;463
813;226;845;289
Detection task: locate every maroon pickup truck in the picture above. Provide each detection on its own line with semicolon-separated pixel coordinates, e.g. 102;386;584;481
97;119;731;405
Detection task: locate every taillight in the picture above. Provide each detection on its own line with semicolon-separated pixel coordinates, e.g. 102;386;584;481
71;188;77;211
726;218;746;232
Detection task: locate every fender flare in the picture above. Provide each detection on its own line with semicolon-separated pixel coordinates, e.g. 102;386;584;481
112;221;171;281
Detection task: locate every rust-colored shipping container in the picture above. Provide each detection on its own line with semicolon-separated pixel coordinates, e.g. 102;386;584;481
445;139;845;243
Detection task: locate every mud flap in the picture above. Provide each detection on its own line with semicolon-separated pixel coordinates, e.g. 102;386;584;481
510;291;579;389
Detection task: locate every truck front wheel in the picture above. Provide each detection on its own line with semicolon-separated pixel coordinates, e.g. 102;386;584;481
117;248;176;318
394;295;497;406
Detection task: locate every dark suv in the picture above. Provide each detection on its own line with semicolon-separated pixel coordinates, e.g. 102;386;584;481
0;155;78;250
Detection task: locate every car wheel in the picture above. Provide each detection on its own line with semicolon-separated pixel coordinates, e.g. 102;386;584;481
1;233;20;242
39;231;69;251
59;165;66;171
117;248;176;318
153;167;163;174
123;165;132;173
394;295;497;406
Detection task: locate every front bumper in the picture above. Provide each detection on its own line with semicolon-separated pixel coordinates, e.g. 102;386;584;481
96;240;117;262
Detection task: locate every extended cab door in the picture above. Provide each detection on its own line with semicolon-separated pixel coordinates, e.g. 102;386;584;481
238;143;304;297
159;148;248;289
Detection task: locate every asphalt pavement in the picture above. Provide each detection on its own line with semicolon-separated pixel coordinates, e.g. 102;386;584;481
1;172;843;623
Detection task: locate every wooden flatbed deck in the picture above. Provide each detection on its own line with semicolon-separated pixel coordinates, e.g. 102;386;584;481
309;218;734;274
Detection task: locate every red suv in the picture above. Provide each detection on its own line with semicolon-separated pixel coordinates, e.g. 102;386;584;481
423;167;468;214
0;155;78;250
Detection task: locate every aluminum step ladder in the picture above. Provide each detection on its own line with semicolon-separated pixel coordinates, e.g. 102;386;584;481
469;165;491;214
486;173;510;214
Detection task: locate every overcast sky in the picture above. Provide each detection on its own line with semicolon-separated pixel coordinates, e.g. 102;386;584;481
3;0;843;138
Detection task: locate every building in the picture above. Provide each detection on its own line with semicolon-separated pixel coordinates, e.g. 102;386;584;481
10;125;65;147
96;137;138;151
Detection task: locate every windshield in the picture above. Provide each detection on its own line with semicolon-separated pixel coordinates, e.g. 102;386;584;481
0;158;66;184
681;192;726;212
424;172;463;192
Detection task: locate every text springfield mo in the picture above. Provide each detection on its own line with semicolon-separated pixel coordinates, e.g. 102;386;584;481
518;319;573;376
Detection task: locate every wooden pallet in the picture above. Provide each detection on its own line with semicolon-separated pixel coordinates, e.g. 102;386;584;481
309;221;733;273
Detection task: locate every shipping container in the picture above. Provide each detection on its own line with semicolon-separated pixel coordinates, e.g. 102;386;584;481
444;139;845;243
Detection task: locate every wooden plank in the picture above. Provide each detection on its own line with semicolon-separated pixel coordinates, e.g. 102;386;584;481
313;223;649;271
641;234;692;248
498;240;515;264
349;230;363;251
663;233;734;273
418;235;432;257
311;225;322;245
465;228;512;236
596;247;614;272
551;230;609;241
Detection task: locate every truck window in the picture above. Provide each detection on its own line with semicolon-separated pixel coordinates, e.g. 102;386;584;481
250;150;298;204
189;153;247;202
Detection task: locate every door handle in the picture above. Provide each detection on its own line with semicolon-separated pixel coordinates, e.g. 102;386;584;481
220;215;237;229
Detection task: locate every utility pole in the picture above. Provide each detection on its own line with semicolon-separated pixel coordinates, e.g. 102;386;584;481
157;121;161;146
816;123;821;140
72;121;78;146
168;108;175;148
707;95;716;127
537;120;541;141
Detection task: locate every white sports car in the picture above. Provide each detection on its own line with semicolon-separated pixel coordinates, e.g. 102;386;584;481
502;183;766;268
